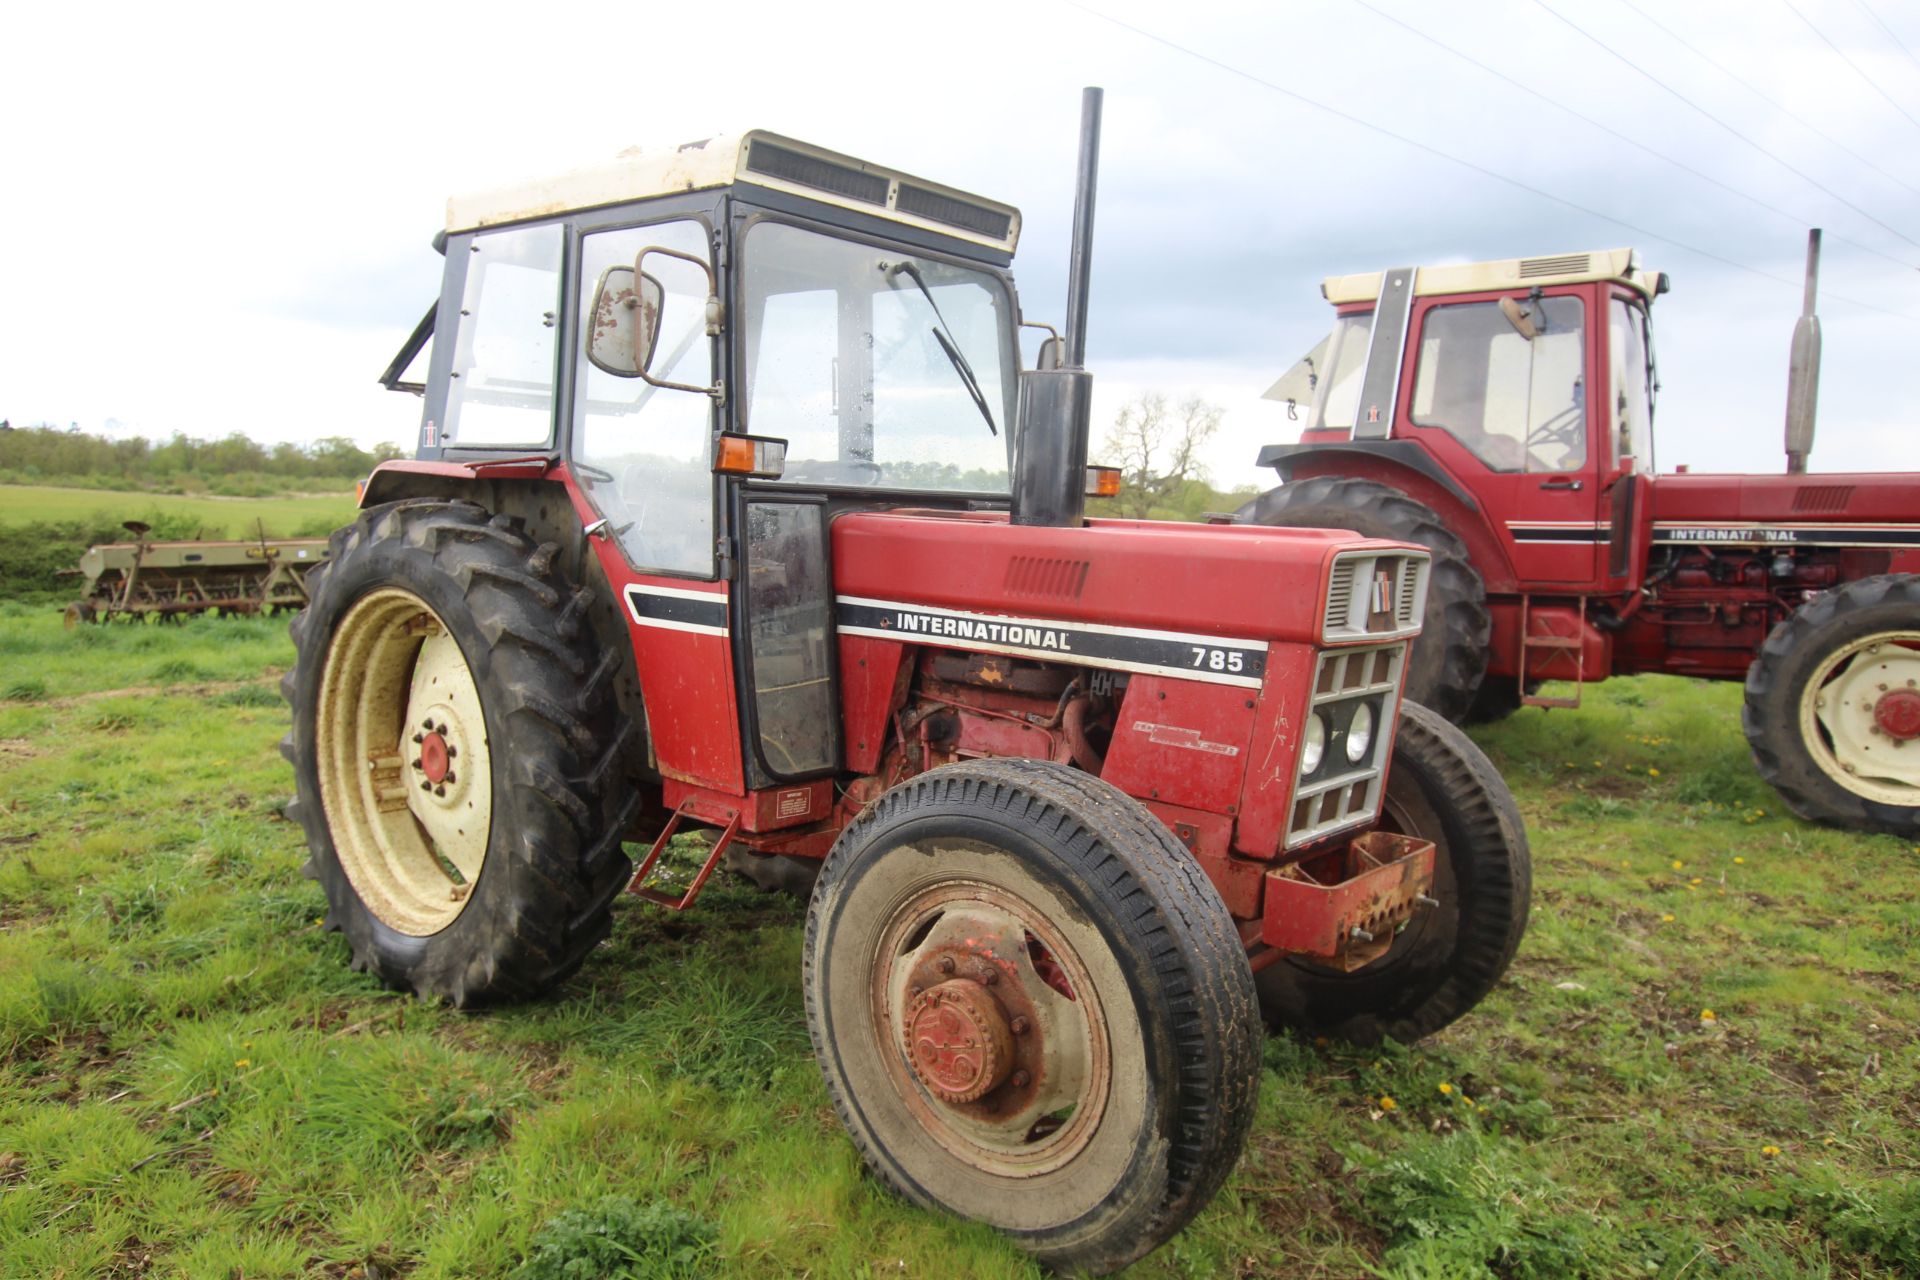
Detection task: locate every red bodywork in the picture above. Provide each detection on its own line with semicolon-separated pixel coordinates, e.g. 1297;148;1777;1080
358;458;1437;957
1276;279;1920;692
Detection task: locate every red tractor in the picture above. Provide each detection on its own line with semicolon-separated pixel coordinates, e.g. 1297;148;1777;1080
1247;236;1920;837
284;92;1528;1272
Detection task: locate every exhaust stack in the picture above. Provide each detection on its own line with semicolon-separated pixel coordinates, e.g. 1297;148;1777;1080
1784;228;1822;475
1012;87;1103;527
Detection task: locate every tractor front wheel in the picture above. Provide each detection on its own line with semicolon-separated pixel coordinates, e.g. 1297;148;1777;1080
1743;574;1920;836
805;759;1259;1275
282;500;638;1005
1255;700;1530;1044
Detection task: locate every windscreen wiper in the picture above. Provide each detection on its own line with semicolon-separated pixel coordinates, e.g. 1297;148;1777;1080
885;261;998;436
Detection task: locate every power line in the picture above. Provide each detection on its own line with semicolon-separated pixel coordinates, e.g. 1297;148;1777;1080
1530;0;1920;253
1058;1;1918;321
1348;0;1918;272
1612;0;1920;199
1785;0;1920;132
1851;0;1920;79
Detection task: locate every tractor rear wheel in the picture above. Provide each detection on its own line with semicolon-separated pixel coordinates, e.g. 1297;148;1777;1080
282;499;638;1005
1240;476;1490;723
1743;574;1920;836
805;758;1259;1275
1254;701;1530;1044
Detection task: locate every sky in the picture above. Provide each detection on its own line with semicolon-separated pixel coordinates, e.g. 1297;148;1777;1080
4;0;1919;491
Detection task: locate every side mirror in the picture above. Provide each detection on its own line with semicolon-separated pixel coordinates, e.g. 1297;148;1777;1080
587;267;663;378
1035;336;1064;371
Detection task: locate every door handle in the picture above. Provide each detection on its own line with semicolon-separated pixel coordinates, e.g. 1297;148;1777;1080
1538;479;1584;491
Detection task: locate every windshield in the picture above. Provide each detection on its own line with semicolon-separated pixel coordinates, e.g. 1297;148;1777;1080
740;220;1017;491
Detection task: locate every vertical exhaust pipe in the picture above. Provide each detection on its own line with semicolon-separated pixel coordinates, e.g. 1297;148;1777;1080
1784;228;1821;475
1012;87;1103;527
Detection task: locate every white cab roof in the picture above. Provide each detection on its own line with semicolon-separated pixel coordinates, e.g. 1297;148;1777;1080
445;131;1021;254
1322;248;1662;304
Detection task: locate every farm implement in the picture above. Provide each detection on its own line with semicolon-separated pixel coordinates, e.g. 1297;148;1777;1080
66;521;330;627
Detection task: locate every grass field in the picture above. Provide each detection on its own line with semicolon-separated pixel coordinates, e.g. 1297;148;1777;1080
0;485;357;539
0;604;1914;1278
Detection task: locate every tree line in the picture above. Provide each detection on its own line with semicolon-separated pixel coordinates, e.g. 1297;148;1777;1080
0;424;404;490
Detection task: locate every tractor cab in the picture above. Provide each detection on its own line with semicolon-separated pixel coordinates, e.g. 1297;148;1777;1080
377;133;1035;791
1264;249;1666;596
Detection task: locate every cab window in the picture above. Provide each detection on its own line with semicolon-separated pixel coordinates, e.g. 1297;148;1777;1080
1610;298;1655;473
1410;297;1587;473
571;219;717;577
443;224;563;448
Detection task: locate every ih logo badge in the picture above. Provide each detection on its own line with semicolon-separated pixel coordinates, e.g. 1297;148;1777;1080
1366;405;1381;424
1370;567;1396;616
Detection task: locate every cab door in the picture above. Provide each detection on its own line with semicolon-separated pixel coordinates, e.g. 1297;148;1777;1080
568;212;746;793
1397;288;1606;586
732;492;841;787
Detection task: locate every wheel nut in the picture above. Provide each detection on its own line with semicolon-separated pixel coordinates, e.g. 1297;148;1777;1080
444;771;456;784
910;984;925;999
978;967;999;986
446;745;457;758
420;780;432;791
422;719;434;730
1011;1015;1031;1034
1011;1069;1031;1088
411;758;423;771
412;733;423;744
434;784;446;796
937;956;956;975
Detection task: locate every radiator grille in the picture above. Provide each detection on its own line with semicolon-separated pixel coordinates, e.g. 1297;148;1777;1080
1322;550;1430;643
1286;641;1406;848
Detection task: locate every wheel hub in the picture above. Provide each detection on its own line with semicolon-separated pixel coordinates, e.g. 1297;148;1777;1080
904;979;1014;1104
417;730;452;783
1874;688;1920;741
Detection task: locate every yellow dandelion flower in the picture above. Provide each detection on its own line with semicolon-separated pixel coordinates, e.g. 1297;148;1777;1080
1438;1082;1454;1095
1378;1095;1397;1111
1755;810;1765;818
1761;1144;1781;1157
1671;860;1684;870
1699;1010;1716;1022
1661;913;1676;922
1648;767;1661;777
234;1058;251;1068
1733;856;1745;865
1690;877;1703;885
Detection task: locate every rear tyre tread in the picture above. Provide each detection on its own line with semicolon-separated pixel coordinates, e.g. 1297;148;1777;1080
284;499;637;1006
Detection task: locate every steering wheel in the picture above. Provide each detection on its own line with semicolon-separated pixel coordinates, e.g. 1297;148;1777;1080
1526;404;1585;457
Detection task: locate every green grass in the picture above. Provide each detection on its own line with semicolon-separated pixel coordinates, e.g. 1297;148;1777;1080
0;609;1914;1278
0;484;357;538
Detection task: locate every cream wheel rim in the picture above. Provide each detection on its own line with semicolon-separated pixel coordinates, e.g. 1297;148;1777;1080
315;588;493;935
870;877;1111;1177
1799;629;1920;805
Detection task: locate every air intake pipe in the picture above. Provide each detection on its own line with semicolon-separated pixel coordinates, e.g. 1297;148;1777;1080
1012;87;1103;527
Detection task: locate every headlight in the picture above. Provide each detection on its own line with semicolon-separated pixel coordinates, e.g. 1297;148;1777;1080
1345;703;1374;763
1301;713;1327;774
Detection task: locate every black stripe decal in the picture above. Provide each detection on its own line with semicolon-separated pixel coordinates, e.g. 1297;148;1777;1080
836;599;1267;687
625;587;728;633
1509;526;1611;543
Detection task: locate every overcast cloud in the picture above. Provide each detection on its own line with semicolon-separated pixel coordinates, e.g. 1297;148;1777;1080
4;0;1917;490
